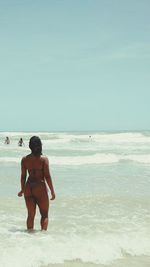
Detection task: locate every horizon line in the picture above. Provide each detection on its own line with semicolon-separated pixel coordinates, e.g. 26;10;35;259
0;129;150;133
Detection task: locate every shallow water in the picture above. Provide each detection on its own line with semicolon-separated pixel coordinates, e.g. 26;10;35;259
0;131;150;267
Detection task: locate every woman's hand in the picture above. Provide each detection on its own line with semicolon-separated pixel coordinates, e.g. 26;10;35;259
50;192;55;200
18;190;23;197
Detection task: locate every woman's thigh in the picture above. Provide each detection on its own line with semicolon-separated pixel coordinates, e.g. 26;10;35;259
32;184;49;216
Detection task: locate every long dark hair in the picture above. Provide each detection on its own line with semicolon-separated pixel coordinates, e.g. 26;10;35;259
29;136;42;156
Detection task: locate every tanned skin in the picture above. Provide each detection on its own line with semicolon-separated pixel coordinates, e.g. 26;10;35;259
18;154;55;231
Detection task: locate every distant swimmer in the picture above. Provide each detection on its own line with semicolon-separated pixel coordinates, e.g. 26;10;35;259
89;135;92;139
18;138;25;147
5;137;10;144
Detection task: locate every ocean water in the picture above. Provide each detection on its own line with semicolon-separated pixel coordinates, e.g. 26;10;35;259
0;131;150;267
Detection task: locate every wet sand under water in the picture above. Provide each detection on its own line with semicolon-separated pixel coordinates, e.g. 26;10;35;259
44;255;150;267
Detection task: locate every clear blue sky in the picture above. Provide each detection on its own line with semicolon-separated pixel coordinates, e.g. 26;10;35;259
0;0;150;131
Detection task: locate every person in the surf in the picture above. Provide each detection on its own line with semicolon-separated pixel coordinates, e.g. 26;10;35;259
18;136;55;231
18;138;25;147
5;136;10;144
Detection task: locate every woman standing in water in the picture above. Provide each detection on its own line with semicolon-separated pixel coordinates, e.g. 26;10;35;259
18;136;55;231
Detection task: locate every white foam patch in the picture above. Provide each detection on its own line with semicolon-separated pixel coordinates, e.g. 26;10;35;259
1;231;150;267
0;157;20;163
0;154;119;165
1;153;150;165
50;154;119;165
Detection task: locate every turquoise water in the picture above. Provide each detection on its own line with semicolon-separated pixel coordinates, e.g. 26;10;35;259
0;132;150;267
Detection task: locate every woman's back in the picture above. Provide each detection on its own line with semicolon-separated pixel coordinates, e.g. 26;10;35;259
23;154;47;181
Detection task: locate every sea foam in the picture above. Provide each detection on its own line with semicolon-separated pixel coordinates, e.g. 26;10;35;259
1;231;150;267
0;153;150;165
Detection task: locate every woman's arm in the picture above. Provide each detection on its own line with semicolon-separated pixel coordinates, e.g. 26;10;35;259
18;157;27;197
44;157;55;200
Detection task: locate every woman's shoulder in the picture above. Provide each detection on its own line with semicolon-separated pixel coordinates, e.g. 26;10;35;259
21;154;32;162
40;155;49;162
40;156;50;166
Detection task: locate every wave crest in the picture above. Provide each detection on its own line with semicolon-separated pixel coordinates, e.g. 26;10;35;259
1;154;150;165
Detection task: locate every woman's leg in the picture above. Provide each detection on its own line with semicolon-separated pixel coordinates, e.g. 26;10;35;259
25;196;36;230
38;196;49;230
32;184;49;230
